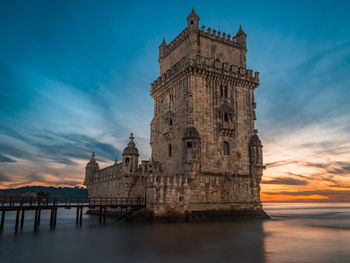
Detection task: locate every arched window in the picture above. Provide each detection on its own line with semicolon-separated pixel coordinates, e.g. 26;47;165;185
125;157;130;165
168;144;172;157
224;112;229;122
220;86;223;97
223;141;230;156
169;119;173;126
224;86;228;97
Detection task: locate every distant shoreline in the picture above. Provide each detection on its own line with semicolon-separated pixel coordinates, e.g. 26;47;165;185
0;185;88;197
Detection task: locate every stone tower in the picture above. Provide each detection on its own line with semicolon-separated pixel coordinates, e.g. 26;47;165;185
149;8;265;217
84;9;267;220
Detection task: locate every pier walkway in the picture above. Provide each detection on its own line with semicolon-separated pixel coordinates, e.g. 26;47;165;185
0;195;146;232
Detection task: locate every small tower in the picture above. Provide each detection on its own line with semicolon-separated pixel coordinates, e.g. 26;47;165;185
84;152;99;196
187;7;199;30
236;25;247;50
122;133;139;175
159;37;167;60
187;8;200;59
249;133;264;186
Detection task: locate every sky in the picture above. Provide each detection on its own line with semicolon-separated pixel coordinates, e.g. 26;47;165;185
0;0;350;201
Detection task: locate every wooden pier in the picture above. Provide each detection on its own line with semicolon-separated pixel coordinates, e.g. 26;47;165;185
0;196;146;232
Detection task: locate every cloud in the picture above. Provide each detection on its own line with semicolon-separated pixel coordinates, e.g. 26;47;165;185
0;154;16;163
263;177;308;186
0;143;30;160
34;131;123;162
265;159;301;168
303;161;350;176
263;189;350;201
0;172;10;182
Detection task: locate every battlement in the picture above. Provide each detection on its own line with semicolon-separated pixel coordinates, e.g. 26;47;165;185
151;55;259;96
199;25;242;49
160;28;188;58
160;25;245;60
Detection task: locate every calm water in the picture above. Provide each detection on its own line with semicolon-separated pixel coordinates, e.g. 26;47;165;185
0;203;349;263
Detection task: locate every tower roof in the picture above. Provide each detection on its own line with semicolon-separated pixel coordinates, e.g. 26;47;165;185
86;152;99;168
122;133;139;156
187;7;199;24
237;25;246;36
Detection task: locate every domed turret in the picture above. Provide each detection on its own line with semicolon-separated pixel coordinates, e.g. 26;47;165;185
122;133;139;175
159;37;167;60
187;7;199;29
236;25;247;49
84;152;99;195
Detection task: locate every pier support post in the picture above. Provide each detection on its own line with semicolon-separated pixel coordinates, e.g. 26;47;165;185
50;209;54;228
37;209;41;226
99;207;102;224
0;211;5;231
20;210;25;229
34;209;38;231
76;208;79;225
103;207;106;224
79;207;83;226
15;209;20;233
53;208;57;227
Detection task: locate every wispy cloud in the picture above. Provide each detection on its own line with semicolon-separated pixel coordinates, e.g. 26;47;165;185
263;177;308;186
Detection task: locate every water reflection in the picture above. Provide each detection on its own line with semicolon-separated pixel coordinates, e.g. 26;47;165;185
1;203;350;263
263;203;350;263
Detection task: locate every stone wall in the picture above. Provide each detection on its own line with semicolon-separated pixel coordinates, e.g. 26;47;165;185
146;173;261;216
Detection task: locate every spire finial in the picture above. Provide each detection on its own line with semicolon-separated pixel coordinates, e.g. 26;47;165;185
187;7;199;24
91;152;95;159
129;133;134;142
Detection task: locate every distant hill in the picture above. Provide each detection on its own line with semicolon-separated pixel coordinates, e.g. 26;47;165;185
0;186;88;197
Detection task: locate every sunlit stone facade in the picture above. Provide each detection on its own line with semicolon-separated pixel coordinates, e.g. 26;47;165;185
84;9;266;219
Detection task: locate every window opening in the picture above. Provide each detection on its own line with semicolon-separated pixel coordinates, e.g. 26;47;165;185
224;112;229;122
223;142;230;156
168;144;172;157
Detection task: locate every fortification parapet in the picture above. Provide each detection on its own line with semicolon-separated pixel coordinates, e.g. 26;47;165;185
160;28;188;59
199;25;243;49
151;55;259;96
160;22;246;62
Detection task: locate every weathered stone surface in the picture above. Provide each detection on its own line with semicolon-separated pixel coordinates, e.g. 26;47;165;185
84;9;267;220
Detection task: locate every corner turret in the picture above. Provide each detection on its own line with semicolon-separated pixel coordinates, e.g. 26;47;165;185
236;25;247;50
159;37;167;61
187;7;199;30
122;133;139;175
84;152;99;195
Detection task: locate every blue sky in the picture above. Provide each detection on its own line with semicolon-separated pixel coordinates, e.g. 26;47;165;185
0;0;350;200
